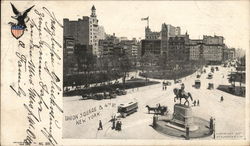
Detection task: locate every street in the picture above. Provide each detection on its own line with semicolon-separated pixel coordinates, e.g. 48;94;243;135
63;65;245;139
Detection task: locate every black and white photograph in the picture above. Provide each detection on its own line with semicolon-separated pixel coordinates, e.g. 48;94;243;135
62;1;247;140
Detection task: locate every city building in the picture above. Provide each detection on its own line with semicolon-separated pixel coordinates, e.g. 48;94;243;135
143;23;181;58
145;27;160;40
63;37;78;75
189;39;203;61
188;36;226;64
89;5;100;56
202;35;225;64
119;37;128;41
203;35;224;45
223;47;235;61
64;5;105;57
99;33;119;57
63;16;90;45
141;39;161;57
97;26;106;40
168;33;190;61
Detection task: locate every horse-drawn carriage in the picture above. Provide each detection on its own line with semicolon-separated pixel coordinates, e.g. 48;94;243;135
145;105;168;115
174;79;182;84
92;93;105;100
208;83;214;90
103;91;117;99
115;88;127;96
194;80;201;88
215;67;219;71
81;94;91;100
163;81;171;86
207;73;213;79
211;67;215;73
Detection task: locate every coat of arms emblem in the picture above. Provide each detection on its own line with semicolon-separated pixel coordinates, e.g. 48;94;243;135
9;3;34;39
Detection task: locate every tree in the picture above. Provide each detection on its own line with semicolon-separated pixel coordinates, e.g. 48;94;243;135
119;53;132;85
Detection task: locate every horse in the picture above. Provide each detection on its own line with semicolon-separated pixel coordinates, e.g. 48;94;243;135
145;105;158;114
173;88;193;106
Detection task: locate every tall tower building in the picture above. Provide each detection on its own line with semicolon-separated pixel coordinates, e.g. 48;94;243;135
89;5;100;56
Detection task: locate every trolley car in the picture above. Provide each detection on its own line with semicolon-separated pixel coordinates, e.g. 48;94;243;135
118;102;138;118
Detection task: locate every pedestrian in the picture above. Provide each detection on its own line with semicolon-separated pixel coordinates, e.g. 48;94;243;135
197;100;199;106
220;96;224;102
209;117;213;131
213;118;216;139
193;100;196;106
98;120;103;130
115;121;119;131
119;121;122;131
117;121;121;131
181;83;185;91
111;115;116;130
185;126;190;140
158;103;161;111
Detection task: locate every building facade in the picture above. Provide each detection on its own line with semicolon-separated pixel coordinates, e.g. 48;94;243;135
141;39;161;57
99;34;119;57
189;39;203;61
89;5;100;56
63;16;90;45
168;33;190;61
143;23;181;58
202;35;224;64
203;44;223;63
64;5;105;57
223;47;235;61
145;27;161;40
63;37;78;75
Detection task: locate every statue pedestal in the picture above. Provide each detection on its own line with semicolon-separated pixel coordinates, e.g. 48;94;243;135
168;104;198;131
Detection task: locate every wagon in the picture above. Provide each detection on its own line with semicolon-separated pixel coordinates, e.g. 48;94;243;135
194;80;201;88
92;93;104;100
211;67;214;73
207;73;213;79
208;83;214;89
115;88;127;96
81;94;91;100
174;79;182;84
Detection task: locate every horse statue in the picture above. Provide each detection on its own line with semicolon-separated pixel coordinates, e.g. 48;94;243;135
173;88;193;106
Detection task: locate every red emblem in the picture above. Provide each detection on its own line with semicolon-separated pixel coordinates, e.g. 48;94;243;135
11;25;25;39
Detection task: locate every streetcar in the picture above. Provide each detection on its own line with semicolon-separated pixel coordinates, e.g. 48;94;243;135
211;67;215;73
118;102;138;118
194;80;201;88
207;73;213;79
208;83;214;90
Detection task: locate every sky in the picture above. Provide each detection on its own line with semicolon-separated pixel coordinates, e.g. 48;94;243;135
2;1;249;50
53;1;249;50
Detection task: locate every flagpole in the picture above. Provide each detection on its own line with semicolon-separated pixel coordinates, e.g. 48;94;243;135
147;16;149;28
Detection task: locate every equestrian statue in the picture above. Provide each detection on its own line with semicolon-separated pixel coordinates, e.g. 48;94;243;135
173;87;193;107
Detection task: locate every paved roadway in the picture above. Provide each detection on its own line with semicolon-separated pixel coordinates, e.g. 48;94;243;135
63;65;245;139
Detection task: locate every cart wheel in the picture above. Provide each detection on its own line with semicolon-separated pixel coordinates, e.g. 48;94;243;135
123;113;127;118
